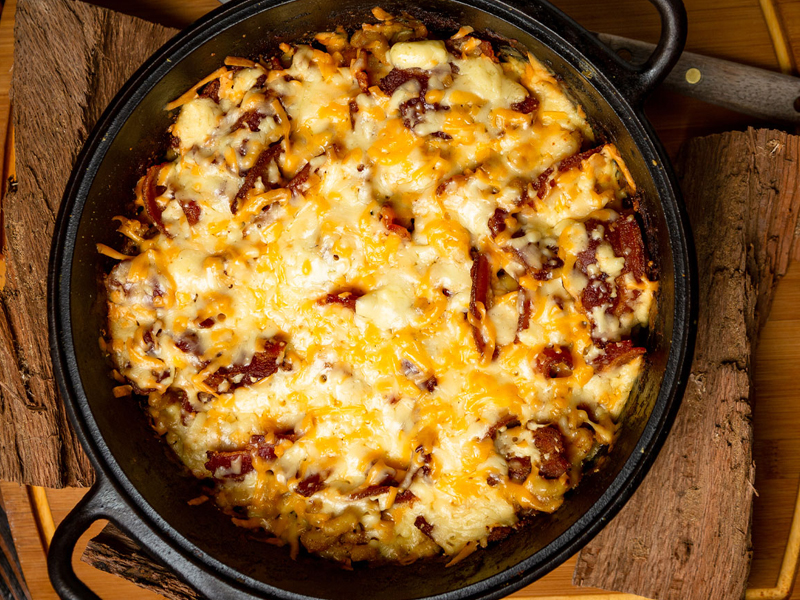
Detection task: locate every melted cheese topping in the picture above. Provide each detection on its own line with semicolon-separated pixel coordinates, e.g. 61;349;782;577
103;10;656;566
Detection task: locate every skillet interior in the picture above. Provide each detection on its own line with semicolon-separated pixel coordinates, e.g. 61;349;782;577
60;0;688;598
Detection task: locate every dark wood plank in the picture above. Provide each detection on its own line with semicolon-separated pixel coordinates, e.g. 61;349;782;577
0;488;31;600
0;0;177;488
573;129;800;600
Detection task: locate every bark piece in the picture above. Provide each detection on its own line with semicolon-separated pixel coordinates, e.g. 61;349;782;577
81;523;201;600
573;129;800;600
0;0;177;487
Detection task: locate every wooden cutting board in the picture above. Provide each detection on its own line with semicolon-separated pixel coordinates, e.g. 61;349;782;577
0;3;800;597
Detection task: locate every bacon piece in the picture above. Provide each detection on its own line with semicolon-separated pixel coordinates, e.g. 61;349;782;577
395;489;417;504
532;425;571;479
469;251;491;356
198;78;220;103
349;99;359;129
378;68;429;96
198;317;215;329
592;339;645;372
205;449;254;479
287;163;312;197
231;110;268;133
350;485;392;500
532;167;554;200
317;289;364;311
352;53;371;92
414;515;434;538
430;131;452;140
296;473;326;497
516;289;531;334
510;96;539;114
534;344;573;378
445;36;496;60
379;205;412;238
606;213;646;281
558;146;602;173
485;414;521;440
249;434;278;461
231;139;284;214
400;359;437;392
488;208;508;238
506;456;532;483
175;332;201;355
487;526;513;543
142;164;170;237
204;340;286;393
179;199;201;225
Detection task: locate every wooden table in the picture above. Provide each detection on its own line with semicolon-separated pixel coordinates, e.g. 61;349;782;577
1;0;800;598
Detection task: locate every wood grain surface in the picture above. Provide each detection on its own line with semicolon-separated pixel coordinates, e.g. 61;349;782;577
1;0;800;599
0;0;177;488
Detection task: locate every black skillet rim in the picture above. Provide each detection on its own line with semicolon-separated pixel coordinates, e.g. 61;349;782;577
48;0;696;598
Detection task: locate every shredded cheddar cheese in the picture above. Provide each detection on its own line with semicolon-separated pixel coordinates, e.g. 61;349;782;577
102;10;657;566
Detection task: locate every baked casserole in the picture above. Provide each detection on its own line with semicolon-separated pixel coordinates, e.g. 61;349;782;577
100;8;657;566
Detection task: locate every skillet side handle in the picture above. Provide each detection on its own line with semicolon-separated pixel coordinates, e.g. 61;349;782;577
630;0;688;103
47;479;114;600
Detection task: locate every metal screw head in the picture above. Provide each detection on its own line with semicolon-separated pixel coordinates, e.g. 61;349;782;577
685;68;702;84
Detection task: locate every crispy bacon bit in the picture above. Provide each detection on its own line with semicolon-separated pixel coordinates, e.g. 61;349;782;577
350;485;392;500
287;163;311;196
198;317;215;329
349;99;359;128
486;473;502;486
516;289;531;334
378;68;429;96
446;36;496;61
430;131;452;140
399;97;426;129
558;146;602;173
296;473;326;497
395;489;417;504
414;515;434;538
400;359;438;392
532;425;571;479
533;167;554;200
232;139;284;214
179;199;201;225
487;526;513;543
254;73;267;88
485;414;521;439
488;208;508;238
142;163;170;237
469;251;491;356
510;96;539;114
506;456;532;483
249;434;277;461
163;386;189;407
205;450;254;479
175;332;201;355
533;246;564;281
198;78;220;103
317;289;364;311
572;215;645;321
204;340;286;393
232;110;268;133
592;339;645;372
352;53;371;92
535;345;573;378
606;213;646;281
379;205;412;238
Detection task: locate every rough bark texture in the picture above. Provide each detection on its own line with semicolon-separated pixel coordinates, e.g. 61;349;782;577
573;129;800;600
82;523;200;600
0;0;176;487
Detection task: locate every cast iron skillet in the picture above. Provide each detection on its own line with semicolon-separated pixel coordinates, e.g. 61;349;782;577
47;0;696;598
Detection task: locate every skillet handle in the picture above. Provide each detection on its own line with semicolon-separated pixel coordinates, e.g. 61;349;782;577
48;479;115;600
622;0;688;103
49;475;261;600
